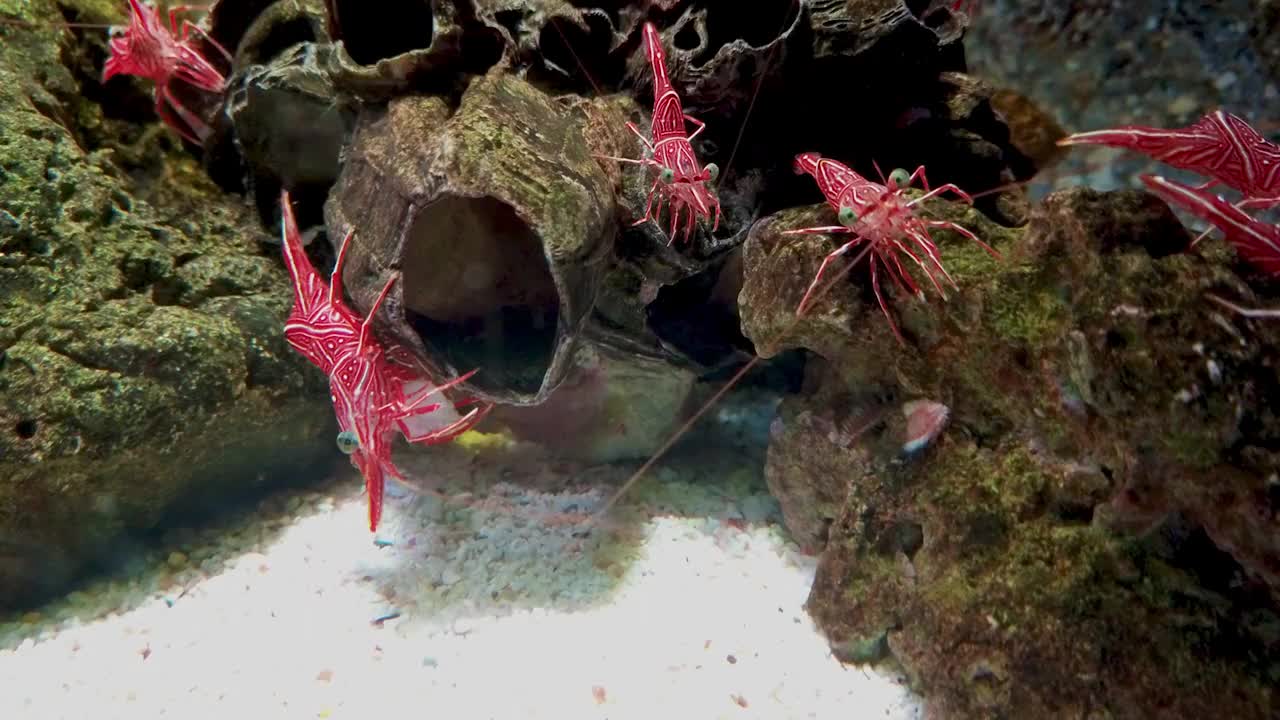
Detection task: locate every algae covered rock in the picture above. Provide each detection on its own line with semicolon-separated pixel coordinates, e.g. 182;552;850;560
740;187;1280;716
324;70;617;406
0;4;334;611
797;386;1277;718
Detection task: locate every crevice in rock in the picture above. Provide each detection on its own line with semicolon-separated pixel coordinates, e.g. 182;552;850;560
14;419;37;439
645;260;754;369
207;0;280;58
876;519;925;559
961;511;1009;549
241;16;321;67
902;0;933;21
695;0;799;66
54;6;150;132
493;9;524;39
531;11;625;94
674;22;701;51
1052;501;1095;525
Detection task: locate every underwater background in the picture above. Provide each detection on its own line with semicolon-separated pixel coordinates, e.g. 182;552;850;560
1;1;1278;718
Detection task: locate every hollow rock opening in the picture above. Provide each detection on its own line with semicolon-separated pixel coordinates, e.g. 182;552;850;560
699;0;799;59
332;0;435;64
531;10;626;93
402;196;560;398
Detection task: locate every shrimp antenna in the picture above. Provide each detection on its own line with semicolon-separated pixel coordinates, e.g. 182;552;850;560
719;3;795;186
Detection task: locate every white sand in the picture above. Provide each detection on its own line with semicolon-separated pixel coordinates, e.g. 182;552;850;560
0;443;923;720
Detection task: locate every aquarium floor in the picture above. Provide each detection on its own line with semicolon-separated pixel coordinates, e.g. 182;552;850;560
0;443;922;719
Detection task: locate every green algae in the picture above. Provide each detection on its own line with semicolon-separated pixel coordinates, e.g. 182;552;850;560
808;435;1276;718
913;443;1273;717
450;71;614;251
0;1;334;610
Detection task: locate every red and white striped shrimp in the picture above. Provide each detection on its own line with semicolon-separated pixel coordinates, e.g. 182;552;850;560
278;191;490;532
597;22;722;245
1059;110;1280;210
1;0;232;144
784;152;1000;344
1059;110;1280;248
1140;174;1280;318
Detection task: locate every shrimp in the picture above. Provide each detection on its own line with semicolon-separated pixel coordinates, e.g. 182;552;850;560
596;22;722;245
785;152;1000;344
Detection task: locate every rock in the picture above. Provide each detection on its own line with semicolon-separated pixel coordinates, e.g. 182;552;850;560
322;0;505;100
485;341;696;463
489;1;648;95
988;85;1069;176
200;0;355;224
324;70;616;405
763;388;896;552
741;185;1280;715
220;43;356;223
926;72;1036;225
1251;0;1280;85
805;419;1277;719
739;204;892;362
0;1;335;611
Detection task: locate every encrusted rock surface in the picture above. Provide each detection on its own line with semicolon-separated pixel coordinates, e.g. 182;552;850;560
804;408;1277;718
189;0;1047;396
219;43;355;224
739;186;1280;716
0;0;334;611
324;71;616;405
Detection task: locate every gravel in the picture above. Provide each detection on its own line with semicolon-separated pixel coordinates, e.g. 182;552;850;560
0;440;924;719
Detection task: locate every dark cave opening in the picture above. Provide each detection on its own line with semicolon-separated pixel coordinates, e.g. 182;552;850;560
332;0;434;64
532;11;626;94
702;0;800;51
645;257;754;369
14;419;37;440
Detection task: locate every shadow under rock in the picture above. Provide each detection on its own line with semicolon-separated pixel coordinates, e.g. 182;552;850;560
363;404;788;624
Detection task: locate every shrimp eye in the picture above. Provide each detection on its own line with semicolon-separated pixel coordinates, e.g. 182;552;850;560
837;206;858;226
704;163;719;182
889;168;910;188
659;167;675;184
336;431;359;455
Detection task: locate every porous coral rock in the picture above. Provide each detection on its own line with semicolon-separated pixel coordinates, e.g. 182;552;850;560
740;186;1280;716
